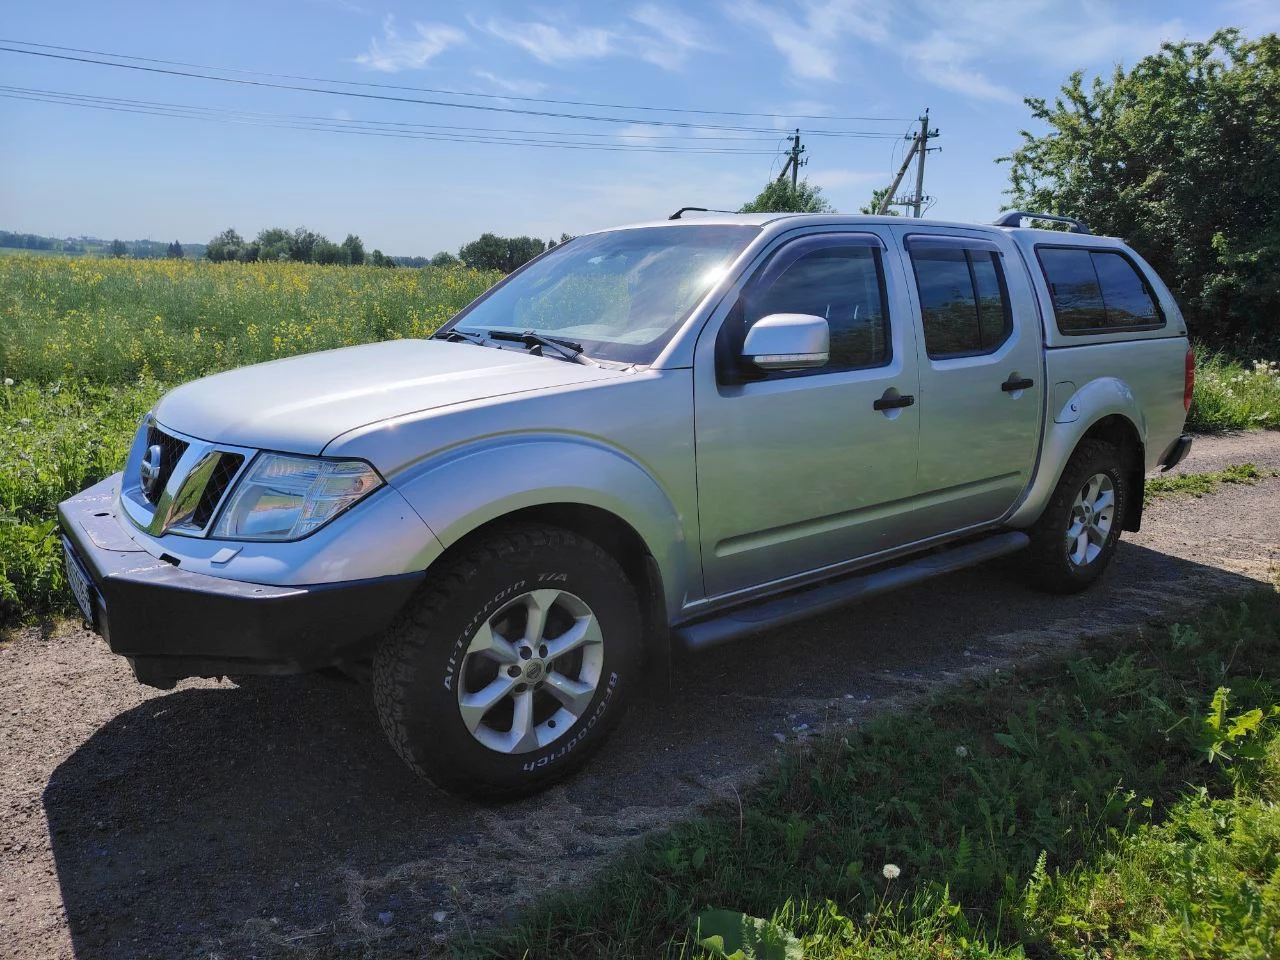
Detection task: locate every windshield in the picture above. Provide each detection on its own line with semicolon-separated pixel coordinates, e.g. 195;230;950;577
445;224;759;364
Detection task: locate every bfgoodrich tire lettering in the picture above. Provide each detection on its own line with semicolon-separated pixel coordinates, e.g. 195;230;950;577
372;523;641;799
1024;439;1128;594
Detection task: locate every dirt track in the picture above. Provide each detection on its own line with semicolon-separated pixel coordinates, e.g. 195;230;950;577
3;432;1279;959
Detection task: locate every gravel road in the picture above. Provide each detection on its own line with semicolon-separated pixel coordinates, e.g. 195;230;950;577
3;432;1279;959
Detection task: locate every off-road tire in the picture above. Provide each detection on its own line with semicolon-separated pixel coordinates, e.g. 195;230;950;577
372;523;642;799
1024;439;1129;594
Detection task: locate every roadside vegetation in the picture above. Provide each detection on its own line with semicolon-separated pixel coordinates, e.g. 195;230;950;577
467;589;1280;959
1188;354;1280;432
0;254;498;623
1144;462;1274;502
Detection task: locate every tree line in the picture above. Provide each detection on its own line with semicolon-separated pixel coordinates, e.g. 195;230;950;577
205;227;385;266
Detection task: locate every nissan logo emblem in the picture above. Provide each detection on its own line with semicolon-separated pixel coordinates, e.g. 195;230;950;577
140;444;163;497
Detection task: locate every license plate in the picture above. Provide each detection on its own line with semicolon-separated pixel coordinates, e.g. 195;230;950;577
62;538;98;627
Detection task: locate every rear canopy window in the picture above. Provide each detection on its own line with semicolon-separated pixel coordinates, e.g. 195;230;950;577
1038;247;1164;334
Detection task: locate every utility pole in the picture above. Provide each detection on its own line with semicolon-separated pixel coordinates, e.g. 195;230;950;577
874;109;940;217
777;129;806;188
910;110;938;218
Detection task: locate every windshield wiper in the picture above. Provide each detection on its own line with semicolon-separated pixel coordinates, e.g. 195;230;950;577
439;328;489;346
485;330;596;365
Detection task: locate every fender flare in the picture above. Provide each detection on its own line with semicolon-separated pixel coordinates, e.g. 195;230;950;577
1007;377;1146;528
389;434;693;618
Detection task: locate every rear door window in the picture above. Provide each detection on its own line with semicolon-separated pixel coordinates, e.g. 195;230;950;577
907;238;1013;359
1038;246;1163;334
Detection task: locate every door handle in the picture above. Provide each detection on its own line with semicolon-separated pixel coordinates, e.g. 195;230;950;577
1002;376;1035;392
873;391;915;411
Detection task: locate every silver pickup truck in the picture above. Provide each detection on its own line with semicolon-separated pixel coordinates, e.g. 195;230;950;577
59;211;1193;797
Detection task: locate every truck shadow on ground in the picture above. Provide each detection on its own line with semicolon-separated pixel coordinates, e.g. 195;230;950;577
43;541;1267;958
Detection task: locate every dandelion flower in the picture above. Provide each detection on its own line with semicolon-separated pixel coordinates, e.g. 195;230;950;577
3;377;12;386
882;863;901;880
955;745;969;758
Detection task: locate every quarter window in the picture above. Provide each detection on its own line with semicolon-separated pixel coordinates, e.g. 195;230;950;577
1038;247;1163;333
737;239;890;374
908;241;1013;358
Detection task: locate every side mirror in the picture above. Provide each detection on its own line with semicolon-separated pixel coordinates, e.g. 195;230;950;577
742;313;830;371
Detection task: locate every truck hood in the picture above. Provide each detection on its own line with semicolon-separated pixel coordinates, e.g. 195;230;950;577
153;339;621;454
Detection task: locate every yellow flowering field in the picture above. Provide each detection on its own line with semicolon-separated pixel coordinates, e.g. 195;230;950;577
0;255;499;622
0;254;500;384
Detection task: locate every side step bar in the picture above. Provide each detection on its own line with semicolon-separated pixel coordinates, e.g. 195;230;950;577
674;531;1030;652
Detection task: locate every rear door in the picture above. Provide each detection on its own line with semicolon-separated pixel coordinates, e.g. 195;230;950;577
693;230;922;599
895;229;1043;532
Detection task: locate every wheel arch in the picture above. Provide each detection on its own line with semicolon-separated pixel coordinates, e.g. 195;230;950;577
1009;378;1147;531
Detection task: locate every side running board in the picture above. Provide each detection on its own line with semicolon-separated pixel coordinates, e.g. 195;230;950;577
674;531;1030;652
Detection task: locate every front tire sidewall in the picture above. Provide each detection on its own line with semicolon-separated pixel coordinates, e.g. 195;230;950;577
379;531;640;796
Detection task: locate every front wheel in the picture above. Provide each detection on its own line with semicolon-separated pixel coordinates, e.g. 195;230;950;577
1023;439;1129;594
372;524;641;799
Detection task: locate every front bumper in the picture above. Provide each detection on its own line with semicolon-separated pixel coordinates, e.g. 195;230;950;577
58;476;424;688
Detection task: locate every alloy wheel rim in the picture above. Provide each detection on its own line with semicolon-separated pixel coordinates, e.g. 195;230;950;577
1065;472;1115;567
456;588;603;755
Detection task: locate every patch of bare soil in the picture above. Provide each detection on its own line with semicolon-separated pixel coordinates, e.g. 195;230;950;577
2;432;1278;958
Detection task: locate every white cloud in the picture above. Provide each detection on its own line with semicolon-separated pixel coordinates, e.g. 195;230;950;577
725;0;890;81
726;0;1192;103
478;7;711;71
472;70;549;96
355;15;466;72
629;5;714;69
479;18;615;64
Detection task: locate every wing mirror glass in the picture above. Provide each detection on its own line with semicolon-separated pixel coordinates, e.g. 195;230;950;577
742;313;830;371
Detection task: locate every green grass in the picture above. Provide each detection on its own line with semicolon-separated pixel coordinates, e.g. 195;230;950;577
465;590;1280;959
1144;462;1274;502
0;254;501;624
0;379;160;621
1188;352;1280;432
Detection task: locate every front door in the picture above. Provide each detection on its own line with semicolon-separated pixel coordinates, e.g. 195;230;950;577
694;231;922;599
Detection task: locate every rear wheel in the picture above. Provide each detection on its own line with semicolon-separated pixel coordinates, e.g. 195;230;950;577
372;524;641;799
1024;439;1129;593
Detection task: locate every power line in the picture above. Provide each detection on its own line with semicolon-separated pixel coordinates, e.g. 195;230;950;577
0;89;785;154
0;83;822;143
0;38;915;124
0;45;906;138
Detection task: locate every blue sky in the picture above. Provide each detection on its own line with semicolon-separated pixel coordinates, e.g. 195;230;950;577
2;0;1278;257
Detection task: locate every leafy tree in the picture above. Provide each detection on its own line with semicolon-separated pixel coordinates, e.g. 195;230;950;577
205;228;244;262
506;236;547;270
430;250;460;267
312;239;343;265
368;249;396;268
1003;29;1280;349
288;227;323;263
341;234;365;266
458;233;546;272
459;233;511;271
239;242;260;263
166;240;184;259
108;239;128;258
739;178;834;214
255;227;293;262
859;187;901;216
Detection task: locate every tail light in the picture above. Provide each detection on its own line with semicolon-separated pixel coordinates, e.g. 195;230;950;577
1184;347;1195;412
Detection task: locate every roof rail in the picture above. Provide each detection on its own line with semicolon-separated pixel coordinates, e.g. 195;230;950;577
993;211;1091;234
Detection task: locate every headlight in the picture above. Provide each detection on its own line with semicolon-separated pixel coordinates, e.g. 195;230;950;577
211;454;383;541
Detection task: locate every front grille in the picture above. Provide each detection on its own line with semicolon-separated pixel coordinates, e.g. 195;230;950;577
143;424;189;504
192;453;244;528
